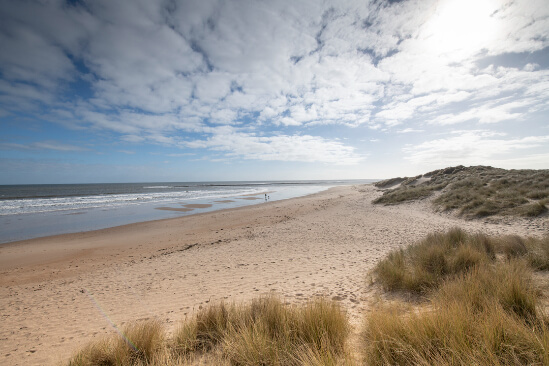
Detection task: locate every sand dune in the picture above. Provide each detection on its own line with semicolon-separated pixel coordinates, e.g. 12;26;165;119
0;184;546;365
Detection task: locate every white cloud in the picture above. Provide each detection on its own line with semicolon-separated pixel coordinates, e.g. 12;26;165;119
187;127;363;164
0;80;56;105
372;0;549;127
430;99;535;125
487;153;549;169
397;128;424;134
0;15;78;88
0;0;548;170
166;153;195;157
404;131;549;168
209;109;238;124
524;63;540;72
195;72;233;103
0;141;89;152
121;135;145;143
278;117;302;127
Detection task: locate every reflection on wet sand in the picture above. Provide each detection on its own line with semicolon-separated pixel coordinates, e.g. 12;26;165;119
155;207;194;212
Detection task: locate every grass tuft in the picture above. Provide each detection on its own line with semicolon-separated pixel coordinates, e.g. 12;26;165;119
365;298;549;366
500;235;528;259
521;202;548;217
366;230;549;366
527;189;549;200
436;261;538;321
67;319;165;366
374;228;492;293
177;296;352;365
69;297;349;366
525;236;549;271
183;302;233;352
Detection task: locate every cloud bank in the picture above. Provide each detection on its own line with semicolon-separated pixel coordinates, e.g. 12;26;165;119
0;0;547;178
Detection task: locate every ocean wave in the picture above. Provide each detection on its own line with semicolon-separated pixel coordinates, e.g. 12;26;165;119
0;188;264;216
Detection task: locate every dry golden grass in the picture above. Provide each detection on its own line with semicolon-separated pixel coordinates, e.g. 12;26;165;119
365;229;549;366
67;319;165;366
524;236;549;271
373;228;495;294
174;296;350;366
67;297;350;366
365;262;549;365
365;298;549;365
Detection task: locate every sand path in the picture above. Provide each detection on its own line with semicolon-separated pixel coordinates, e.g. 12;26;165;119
0;185;547;365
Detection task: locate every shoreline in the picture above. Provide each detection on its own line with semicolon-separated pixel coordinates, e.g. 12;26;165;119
1;184;547;365
0;184;335;248
0;183;339;245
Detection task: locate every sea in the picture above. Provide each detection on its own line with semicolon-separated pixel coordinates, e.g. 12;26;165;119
0;180;375;244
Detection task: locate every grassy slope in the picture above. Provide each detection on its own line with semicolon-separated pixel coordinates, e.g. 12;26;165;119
373;165;549;218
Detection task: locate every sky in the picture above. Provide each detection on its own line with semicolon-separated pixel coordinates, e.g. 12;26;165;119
0;0;548;184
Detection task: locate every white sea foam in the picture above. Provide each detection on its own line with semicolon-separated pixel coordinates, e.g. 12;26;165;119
0;188;264;215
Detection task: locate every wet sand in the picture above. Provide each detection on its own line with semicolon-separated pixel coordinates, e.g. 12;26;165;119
182;204;213;209
155;207;194;212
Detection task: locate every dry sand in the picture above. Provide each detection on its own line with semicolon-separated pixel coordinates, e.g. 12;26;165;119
0;185;547;365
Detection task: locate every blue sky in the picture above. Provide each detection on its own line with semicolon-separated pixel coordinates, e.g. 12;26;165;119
0;0;548;184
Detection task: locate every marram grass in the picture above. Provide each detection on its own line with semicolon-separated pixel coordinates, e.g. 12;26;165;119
174;296;350;365
373;165;549;218
373;228;496;294
366;228;549;366
67;319;164;366
67;296;350;366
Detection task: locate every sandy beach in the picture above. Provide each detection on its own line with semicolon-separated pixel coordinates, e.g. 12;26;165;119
0;184;547;366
